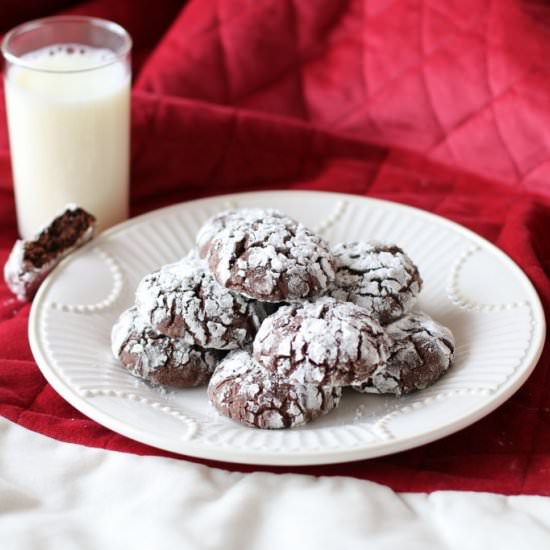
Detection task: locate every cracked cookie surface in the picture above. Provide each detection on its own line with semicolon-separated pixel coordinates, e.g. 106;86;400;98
208;349;342;429
253;297;391;385
135;252;265;350
205;210;335;302
196;208;288;259
112;306;224;388
326;241;422;324
354;311;455;396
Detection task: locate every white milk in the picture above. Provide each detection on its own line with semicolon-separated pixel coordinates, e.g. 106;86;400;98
4;44;130;238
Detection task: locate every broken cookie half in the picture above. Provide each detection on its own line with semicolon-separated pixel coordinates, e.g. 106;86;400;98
4;205;96;301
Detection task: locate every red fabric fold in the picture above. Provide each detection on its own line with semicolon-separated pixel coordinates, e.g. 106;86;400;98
1;0;549;495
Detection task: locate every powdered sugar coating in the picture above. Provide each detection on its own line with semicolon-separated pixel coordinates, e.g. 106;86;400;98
135;253;266;350
208;349;342;429
4;240;44;301
196;208;288;258
206;210;336;302
112;307;224;388
4;205;95;301
354;312;455;396
326;241;422;324
253;297;391;385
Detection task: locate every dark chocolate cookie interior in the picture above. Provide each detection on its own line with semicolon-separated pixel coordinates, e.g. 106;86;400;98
25;208;96;268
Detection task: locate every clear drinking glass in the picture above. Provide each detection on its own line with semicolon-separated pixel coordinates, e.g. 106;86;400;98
1;16;132;239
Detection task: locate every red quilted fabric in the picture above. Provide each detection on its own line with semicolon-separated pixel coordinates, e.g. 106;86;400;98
1;0;550;495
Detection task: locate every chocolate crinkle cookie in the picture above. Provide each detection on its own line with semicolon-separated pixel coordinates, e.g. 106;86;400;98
253;297;391;386
354;312;455;396
207;349;342;429
204;209;335;303
112;307;223;388
196;208;288;259
4;205;96;301
326;241;422;324
135;252;266;350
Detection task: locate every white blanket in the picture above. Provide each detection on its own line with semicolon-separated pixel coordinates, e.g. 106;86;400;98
1;417;549;549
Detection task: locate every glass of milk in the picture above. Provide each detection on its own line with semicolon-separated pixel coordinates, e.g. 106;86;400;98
1;16;132;239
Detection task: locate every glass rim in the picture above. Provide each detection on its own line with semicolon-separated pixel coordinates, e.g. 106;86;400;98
1;15;132;74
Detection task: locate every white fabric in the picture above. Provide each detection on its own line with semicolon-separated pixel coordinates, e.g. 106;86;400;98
1;417;550;549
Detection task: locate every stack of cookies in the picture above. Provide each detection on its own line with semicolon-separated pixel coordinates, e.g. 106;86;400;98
112;208;455;429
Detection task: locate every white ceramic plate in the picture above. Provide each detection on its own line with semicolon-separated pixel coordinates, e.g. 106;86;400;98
29;191;546;465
